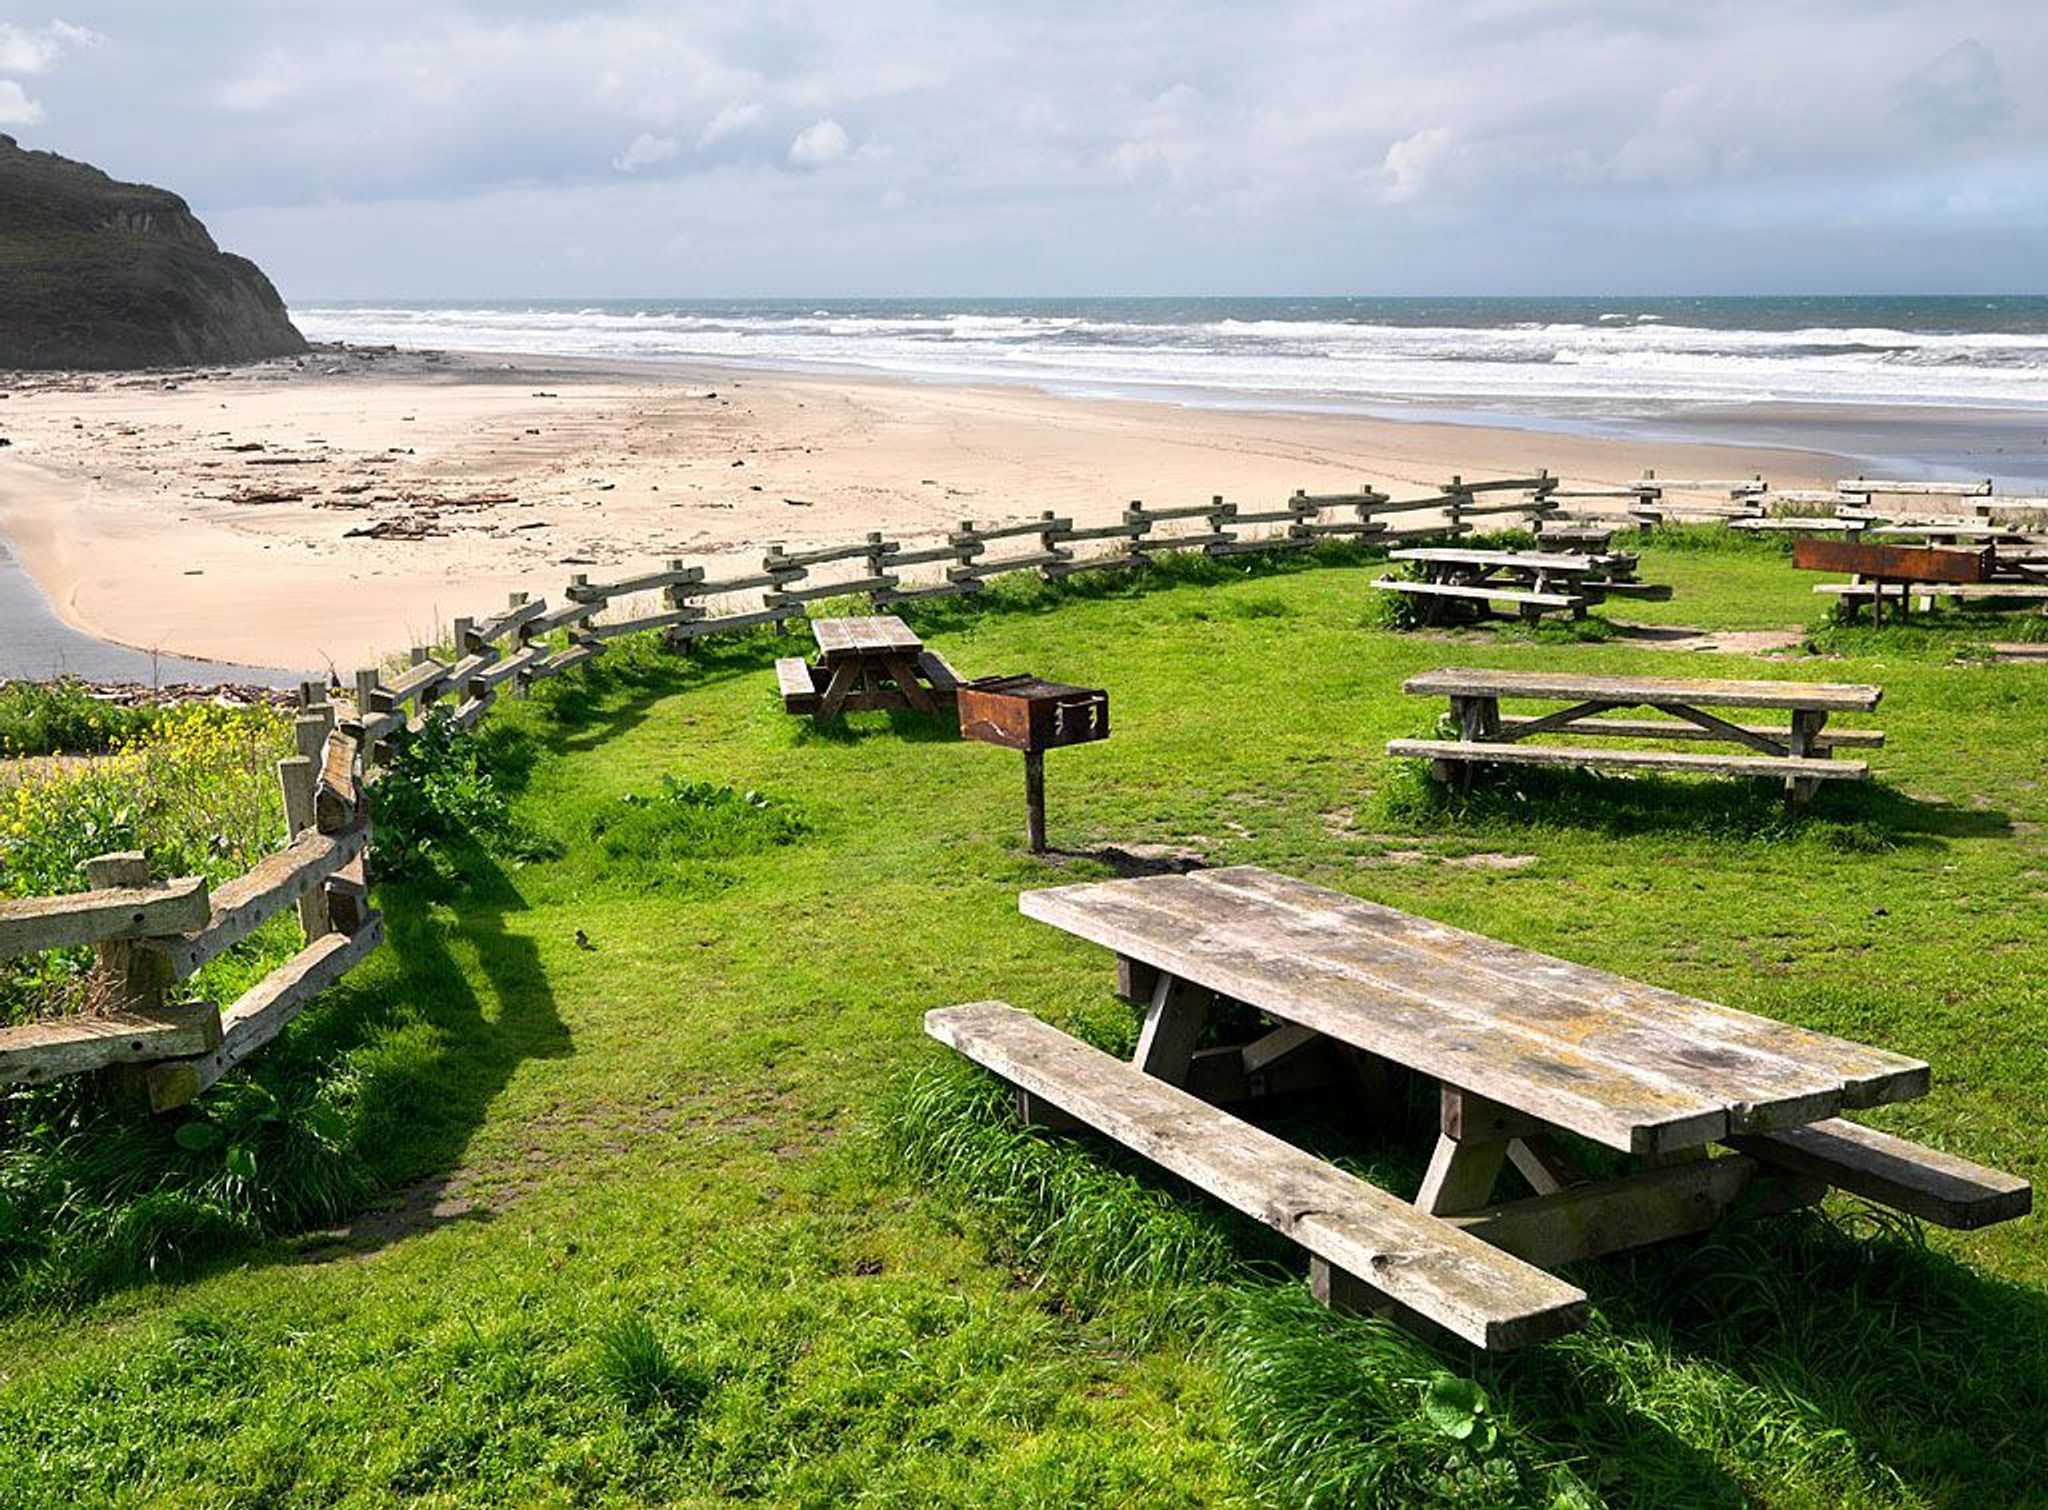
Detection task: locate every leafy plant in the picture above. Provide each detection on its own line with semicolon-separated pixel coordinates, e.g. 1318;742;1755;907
369;712;523;886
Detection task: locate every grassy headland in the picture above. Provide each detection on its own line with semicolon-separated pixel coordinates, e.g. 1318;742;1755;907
1;534;2044;1505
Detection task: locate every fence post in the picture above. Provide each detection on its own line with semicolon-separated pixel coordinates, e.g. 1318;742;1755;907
81;852;173;1013
280;715;333;942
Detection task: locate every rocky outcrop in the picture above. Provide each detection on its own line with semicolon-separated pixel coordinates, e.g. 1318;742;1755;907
0;134;308;370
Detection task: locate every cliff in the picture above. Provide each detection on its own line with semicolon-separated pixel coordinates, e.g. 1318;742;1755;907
0;134;308;370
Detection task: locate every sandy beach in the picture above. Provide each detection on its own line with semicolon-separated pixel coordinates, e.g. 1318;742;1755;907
0;349;1849;673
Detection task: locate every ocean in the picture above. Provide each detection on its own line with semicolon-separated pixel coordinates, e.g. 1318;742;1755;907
296;295;2048;482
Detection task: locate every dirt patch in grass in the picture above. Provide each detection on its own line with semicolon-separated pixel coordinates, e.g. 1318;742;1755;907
1611;622;1805;654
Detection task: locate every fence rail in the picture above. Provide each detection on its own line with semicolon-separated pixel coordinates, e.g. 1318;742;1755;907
9;460;1898;1108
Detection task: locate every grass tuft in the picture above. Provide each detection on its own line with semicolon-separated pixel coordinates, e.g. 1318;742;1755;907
592;1314;711;1421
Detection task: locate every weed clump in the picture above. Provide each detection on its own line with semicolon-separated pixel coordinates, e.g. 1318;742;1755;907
587;778;806;894
592;1314;711;1421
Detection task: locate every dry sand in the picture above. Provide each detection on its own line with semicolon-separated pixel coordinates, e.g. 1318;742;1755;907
0;348;1847;671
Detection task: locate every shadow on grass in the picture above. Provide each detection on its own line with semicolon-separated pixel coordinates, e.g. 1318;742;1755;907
1377;756;2011;849
284;831;571;1259
789;705;962;746
890;1056;2048;1505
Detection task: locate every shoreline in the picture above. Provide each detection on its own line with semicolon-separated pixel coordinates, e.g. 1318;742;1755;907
0;346;1860;671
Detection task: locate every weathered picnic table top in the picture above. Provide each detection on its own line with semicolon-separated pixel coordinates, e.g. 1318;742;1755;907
1402;667;1882;713
1021;867;1927;1155
1390;547;1622;573
810;615;923;662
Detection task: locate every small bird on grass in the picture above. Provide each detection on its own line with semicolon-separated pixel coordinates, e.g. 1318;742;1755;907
574;929;596;951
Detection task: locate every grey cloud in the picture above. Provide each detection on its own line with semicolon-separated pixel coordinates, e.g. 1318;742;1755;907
9;1;2048;294
1891;39;2012;140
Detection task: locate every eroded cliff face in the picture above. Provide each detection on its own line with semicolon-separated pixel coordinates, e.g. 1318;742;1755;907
0;134;308;370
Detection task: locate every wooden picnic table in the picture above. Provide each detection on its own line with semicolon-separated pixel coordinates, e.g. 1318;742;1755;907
1373;546;1670;627
1389;668;1883;807
1795;537;2048;622
774;615;963;721
928;867;2029;1349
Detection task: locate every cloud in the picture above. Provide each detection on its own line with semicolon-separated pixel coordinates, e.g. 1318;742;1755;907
0;79;43;125
612;131;679;172
698;101;761;147
1892;39;2011;139
787;117;849;167
0;19;101;76
20;2;2048;295
1379;127;1455;203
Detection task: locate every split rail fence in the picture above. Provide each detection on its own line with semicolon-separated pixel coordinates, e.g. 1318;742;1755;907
6;460;2010;1108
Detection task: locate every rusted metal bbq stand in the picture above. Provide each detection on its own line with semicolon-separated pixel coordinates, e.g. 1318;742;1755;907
1792;538;1993;627
958;676;1110;852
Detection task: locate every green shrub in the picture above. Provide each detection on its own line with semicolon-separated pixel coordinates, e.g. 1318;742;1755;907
0;681;159;757
370;712;543;887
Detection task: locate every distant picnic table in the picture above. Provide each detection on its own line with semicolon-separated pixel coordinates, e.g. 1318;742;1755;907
1372;546;1670;626
775;615;963;721
929;867;2029;1350
1795;537;2048;623
1388;668;1883;808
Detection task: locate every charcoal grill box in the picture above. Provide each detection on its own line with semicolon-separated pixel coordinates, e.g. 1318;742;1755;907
957;675;1109;752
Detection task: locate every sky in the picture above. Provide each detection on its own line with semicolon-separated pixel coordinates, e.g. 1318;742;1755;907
1;1;2043;299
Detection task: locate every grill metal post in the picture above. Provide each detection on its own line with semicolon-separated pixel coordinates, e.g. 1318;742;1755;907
1024;748;1047;853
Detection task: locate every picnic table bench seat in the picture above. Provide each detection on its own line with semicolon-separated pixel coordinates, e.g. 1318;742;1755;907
775;657;822;713
929;867;2029;1349
927;1001;1590;1350
1393;668;1884;807
1387;738;1866;783
1371;578;1586;612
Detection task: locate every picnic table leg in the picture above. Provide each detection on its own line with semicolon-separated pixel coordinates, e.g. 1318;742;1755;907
1784;708;1828;810
1414;1087;1536;1215
816;659;861;721
884;656;939;715
1131;973;1213;1087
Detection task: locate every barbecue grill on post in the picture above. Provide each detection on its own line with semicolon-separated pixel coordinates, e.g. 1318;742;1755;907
956;675;1110;852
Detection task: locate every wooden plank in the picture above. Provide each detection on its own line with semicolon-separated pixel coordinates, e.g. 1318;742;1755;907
1730;1119;2030;1230
1815;582;2048;601
1494;715;1883;749
1025;868;1927;1151
1446;1155;1819;1267
142;826;369;980
316;731;361;830
1372;579;1584;610
775;657;821;710
383;657;451;703
1023;887;1728;1154
0;877;211;960
0;1003;223;1085
586;606;707;641
925;1002;1588;1350
812;615;921;660
766;574;899;605
524;599;603;636
1402;668;1882;712
1838;478;1992;496
579;563;707;598
951;551;1069;578
145;914;384;1111
1391;548;1612;572
1389;738;1868;781
667;606;803;639
1192;868;1924;1112
470;596;549;645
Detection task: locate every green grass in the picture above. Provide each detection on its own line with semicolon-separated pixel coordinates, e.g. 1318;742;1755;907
2;536;2046;1505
